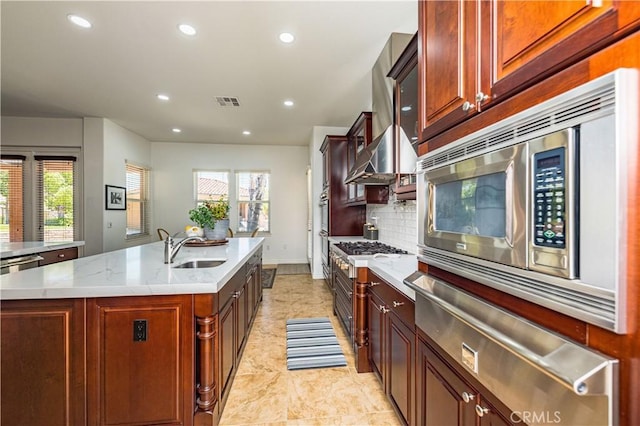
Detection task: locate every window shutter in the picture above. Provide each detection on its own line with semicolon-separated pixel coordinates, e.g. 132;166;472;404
126;163;149;237
0;157;25;242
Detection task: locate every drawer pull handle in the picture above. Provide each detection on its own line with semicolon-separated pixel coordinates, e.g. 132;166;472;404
392;301;404;307
58;254;65;258
370;282;380;287
380;305;390;314
461;391;475;403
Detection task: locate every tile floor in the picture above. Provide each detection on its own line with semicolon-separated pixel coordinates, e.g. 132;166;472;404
219;273;402;426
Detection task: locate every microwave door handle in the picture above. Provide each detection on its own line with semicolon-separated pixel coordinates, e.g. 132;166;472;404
504;161;514;247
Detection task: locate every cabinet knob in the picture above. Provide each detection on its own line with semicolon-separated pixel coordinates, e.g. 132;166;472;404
380;305;390;314
58;253;65;258
475;92;490;103
370;281;380;287
461;391;475;403
462;101;475;112
392;301;404;307
475;404;489;417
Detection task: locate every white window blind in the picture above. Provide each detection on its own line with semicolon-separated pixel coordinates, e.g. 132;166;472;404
126;163;149;238
236;171;270;233
0;156;26;242
35;156;77;242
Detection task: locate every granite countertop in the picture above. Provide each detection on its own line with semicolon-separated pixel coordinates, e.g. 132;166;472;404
0;238;263;300
1;241;85;258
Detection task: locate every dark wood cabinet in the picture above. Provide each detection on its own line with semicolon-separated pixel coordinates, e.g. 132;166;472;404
38;246;79;265
86;295;195;426
345;112;389;205
389;33;418;200
320;135;367;236
367;272;415;425
417;335;515;426
417;0;640;143
0;298;86;426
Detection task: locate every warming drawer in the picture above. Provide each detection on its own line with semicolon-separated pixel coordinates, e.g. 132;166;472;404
405;271;618;426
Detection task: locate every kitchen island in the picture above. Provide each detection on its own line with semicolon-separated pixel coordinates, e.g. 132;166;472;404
0;238;264;426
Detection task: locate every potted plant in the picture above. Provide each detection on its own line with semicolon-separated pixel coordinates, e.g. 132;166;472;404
189;196;230;240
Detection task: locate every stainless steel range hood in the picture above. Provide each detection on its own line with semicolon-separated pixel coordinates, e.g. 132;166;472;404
345;33;413;185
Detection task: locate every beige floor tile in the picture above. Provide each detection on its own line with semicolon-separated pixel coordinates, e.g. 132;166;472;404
219;372;288;425
221;272;401;426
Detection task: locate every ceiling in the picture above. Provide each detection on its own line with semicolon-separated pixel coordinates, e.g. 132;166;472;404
1;1;417;146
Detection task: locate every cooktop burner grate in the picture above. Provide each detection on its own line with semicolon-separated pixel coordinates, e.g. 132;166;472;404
334;242;408;256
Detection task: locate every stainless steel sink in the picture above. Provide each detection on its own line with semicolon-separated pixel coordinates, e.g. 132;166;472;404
173;259;226;269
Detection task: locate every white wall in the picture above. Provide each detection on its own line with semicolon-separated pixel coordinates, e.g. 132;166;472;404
309;126;349;279
151;142;309;265
1;116;83;147
102;120;153;252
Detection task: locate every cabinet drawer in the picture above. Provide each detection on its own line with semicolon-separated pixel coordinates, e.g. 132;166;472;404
38;247;78;266
369;272;414;328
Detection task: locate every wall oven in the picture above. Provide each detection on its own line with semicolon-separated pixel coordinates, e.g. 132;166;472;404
417;69;637;334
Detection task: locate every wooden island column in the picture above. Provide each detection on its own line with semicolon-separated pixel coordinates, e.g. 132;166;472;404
194;293;219;426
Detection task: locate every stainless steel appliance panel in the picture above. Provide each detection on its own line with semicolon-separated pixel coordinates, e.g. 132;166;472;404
407;272;618;426
1;254;43;274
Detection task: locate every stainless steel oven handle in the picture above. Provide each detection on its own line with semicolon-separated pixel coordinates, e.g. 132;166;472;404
1;255;44;267
417;284;612;396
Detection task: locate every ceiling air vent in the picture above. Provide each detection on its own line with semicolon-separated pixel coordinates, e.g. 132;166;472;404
215;96;240;107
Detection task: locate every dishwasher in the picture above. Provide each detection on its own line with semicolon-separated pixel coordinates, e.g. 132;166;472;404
1;254;43;274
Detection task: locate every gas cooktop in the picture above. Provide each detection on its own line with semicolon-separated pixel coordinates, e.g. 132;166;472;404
334;242;408;256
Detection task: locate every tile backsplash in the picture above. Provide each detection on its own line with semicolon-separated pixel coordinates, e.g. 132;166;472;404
366;199;417;254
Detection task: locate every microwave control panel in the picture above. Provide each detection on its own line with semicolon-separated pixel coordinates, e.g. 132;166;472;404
533;147;566;248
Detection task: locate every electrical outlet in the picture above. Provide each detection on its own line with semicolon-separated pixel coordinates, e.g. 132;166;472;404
133;319;147;342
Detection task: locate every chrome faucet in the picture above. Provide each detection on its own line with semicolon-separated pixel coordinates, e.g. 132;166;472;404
164;234;206;264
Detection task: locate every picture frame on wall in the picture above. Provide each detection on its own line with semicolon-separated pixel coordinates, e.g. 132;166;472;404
105;185;127;210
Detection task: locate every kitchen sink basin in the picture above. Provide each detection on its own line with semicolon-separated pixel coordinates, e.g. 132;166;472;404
173;259;226;269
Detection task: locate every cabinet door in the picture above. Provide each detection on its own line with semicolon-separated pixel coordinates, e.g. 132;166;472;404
490;0;640;98
246;273;256;322
1;299;86;426
236;284;248;357
387;312;415;426
367;290;386;383
419;0;481;140
219;297;236;401
417;338;476;426
86;295;194;426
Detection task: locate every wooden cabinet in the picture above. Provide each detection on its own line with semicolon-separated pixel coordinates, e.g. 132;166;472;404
86;295;195;426
419;0;487;141
491;0;640;101
38;246;79;265
345;112;389;205
418;0;640;142
319;135;367;236
416;335;515;426
389;33;418;200
0;298;86;426
367;272;415;425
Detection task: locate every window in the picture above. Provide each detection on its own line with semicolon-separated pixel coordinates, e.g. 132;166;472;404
194;170;229;204
0;151;80;243
0;156;25;242
237;171;270;233
36;156;77;242
126;162;150;238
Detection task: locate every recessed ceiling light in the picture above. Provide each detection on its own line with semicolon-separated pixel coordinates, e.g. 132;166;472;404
67;14;92;29
157;94;170;101
242;130;251;136
401;105;412;112
279;32;295;43
283;100;294;107
172;128;182;133
178;24;197;36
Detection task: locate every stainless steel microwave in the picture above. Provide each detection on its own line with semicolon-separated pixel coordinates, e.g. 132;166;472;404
417;69;638;334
